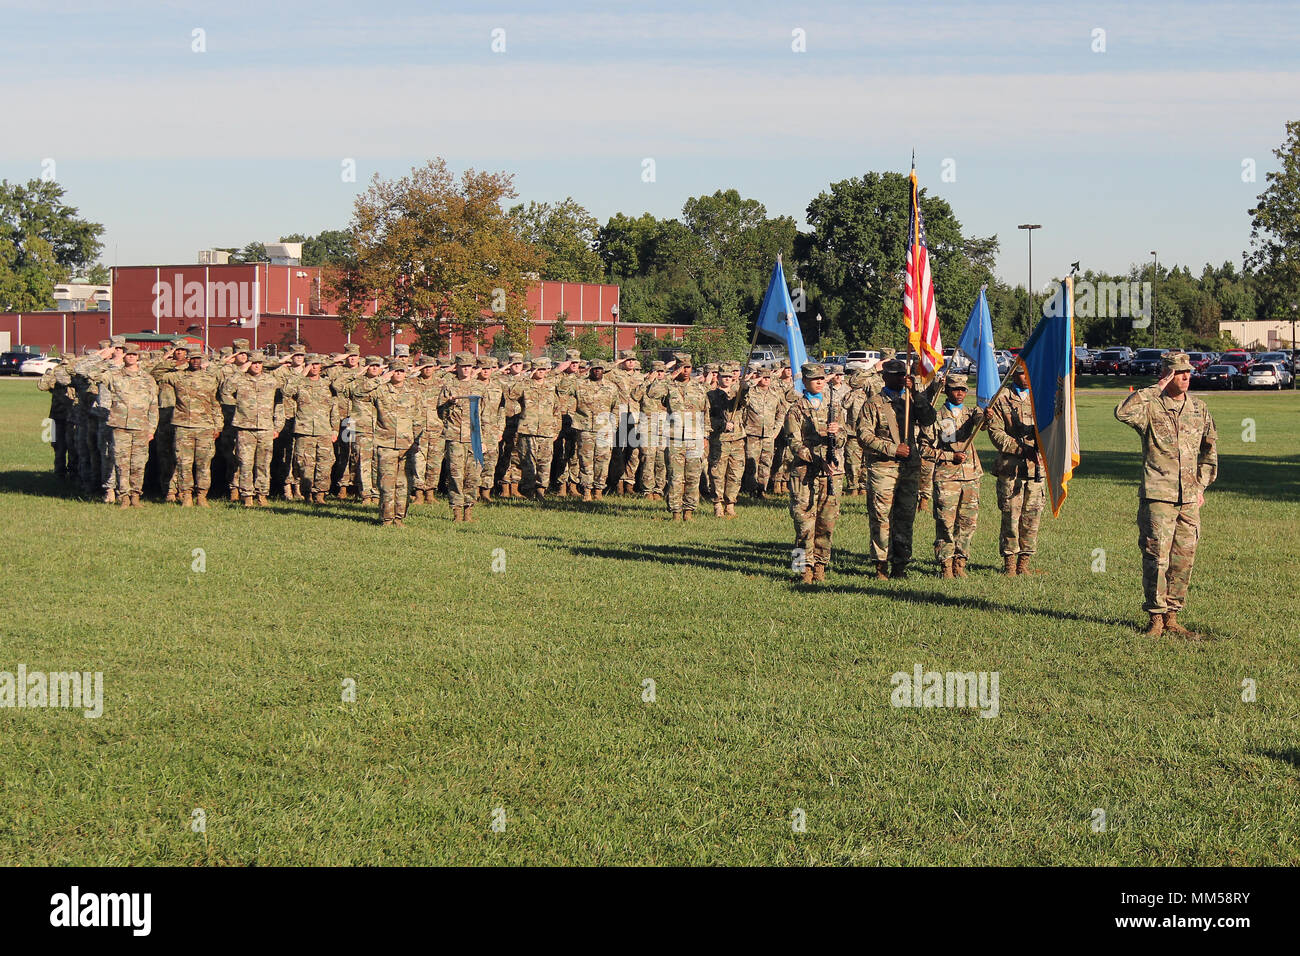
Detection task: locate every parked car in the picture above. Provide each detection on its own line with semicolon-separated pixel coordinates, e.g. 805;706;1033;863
0;351;40;375
1093;349;1132;375
994;350;1015;376
1219;350;1251;372
748;348;781;369
1252;351;1291;374
846;349;881;366
1130;348;1167;376
1246;362;1293;390
1074;347;1095;373
1184;351;1214;371
19;355;58;376
1194;364;1242;390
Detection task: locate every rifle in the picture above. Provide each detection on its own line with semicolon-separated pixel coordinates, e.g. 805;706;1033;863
826;378;839;467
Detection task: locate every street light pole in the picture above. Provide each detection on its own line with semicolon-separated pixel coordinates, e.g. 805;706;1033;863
1150;251;1159;348
1291;302;1297;390
1018;224;1041;328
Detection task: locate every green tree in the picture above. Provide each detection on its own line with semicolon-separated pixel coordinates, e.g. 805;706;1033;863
330;158;544;354
803;171;997;350
85;263;111;285
510;198;603;282
1246;120;1300;317
0;178;104;311
279;230;356;266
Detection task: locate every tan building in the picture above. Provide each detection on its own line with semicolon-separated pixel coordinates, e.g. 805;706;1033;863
1219;319;1297;350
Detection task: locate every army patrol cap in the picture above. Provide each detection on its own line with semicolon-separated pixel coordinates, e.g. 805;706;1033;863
390;358;410;371
122;343;141;356
219;346;232;357
344;344;361;355
881;347;897;360
417;355;437;368
507;352;524;364
651;360;666;371
305;354;325;365
97;338;112;349
437;356;453;367
565;349;581;362
946;373;969;389
588;360;609;372
246;350;266;363
882;358;907;375
477;356;499;369
363;354;383;367
533;356;553;369
453;352;475;367
672;352;692;366
289;343;305;354
801;362;826;380
1162;350;1194;373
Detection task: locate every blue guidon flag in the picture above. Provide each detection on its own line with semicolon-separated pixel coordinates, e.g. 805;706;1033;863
468;395;484;466
955;285;999;408
755;255;809;396
1019;276;1080;516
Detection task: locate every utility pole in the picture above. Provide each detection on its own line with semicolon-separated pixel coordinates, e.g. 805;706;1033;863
1150;251;1159;348
1018;224;1041;328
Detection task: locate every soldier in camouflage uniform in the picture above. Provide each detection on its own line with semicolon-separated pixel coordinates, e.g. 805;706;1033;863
505;357;563;498
840;365;872;496
353;361;422;526
77;341;126;501
343;356;386;502
155;351;221;506
280;355;339;504
216;339;252;499
740;366;782;498
919;374;984;578
439;352;487;521
38;357;76;478
499;353;526;498
556;360;619;501
554;350;582;495
632;360;669;498
708;366;746;517
327;345;364;496
987;363;1046;575
411;356;446;504
221;350;284;507
784;362;847;583
659;353;709;520
608;351;640;494
97;344;159;508
857;359;937;579
1115;351;1218;638
771;362;797;494
273;344;307;499
475;356;506;501
148;343;191;501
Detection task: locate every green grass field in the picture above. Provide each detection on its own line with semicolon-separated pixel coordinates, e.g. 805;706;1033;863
1;377;1297;865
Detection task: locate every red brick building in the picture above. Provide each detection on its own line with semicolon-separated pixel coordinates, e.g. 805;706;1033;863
0;264;697;357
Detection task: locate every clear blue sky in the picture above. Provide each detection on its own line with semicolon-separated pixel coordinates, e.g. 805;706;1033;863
4;0;1298;290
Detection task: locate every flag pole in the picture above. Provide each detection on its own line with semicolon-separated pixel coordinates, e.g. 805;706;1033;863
949;360;1020;457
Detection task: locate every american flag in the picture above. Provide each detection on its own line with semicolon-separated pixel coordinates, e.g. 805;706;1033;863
903;166;943;384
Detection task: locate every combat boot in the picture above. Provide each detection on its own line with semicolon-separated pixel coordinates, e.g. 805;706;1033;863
463;505;476;523
104;487;116;504
714;501;725;518
671;511;683;522
532;488;546;501
118;495;130;510
941;559;954;579
283;481;294;500
582;488;593;502
164;490;177;504
229;487;240;501
338;486;349;499
1016;554;1043;575
180;492;193;507
130;493;142;508
1003;555;1018;576
593;488;603;500
953;556;968;578
257;494;269;507
890;562;908;579
393;516;405;527
1142;613;1164;637
801;565;815;585
566;482;577;497
451;507;463;522
1163;612;1200;639
196;491;209;508
724;503;736;518
812;564;826;582
683;510;694;522
243;496;255;508
875;561;890;581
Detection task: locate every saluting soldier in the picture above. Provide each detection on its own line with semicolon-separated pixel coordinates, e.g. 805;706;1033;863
556;360;619;501
279;355;339;504
740;365;781;498
155;350;221;506
355;360;422;526
97;343;159;508
660;353;709;521
411;356;446;503
632;360;669;499
505;356;563;498
707;365;746;518
1115;351;1218;638
221;350;284;507
439;352;487;522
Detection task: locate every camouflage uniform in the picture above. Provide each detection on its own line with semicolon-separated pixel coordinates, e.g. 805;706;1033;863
75;350;120;498
439;355;487;516
741;376;782;494
771;368;798;490
633;364;669;496
784;365;848;578
500;355;525;493
919;384;984;573
554;350;582;490
556;366;619;498
71;349;109;493
328;347;364;494
280;368;339;497
987;387;1046;566
150;357;179;499
216;340;252;498
38;360;76;477
272;347;307;497
475;358;506;496
1115;355;1218;622
97;355;159;503
661;360;709;517
355;369;422;524
707;375;746;513
857;375;937;573
412;362;447;499
155;363;221;500
344;358;385;501
840;370;871;494
507;360;563;495
221;358;284;501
